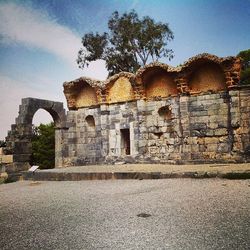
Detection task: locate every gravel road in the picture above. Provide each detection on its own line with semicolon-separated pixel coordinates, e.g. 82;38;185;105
1;179;249;249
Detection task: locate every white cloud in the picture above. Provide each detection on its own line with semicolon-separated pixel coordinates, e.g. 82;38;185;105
0;3;109;139
0;2;81;66
80;59;108;80
0;2;108;79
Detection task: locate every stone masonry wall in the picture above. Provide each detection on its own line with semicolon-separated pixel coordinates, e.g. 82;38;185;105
60;53;249;166
237;88;250;153
61;88;250;166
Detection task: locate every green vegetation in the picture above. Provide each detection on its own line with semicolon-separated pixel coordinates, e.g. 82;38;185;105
77;10;174;76
30;122;55;169
0;140;6;147
237;49;250;85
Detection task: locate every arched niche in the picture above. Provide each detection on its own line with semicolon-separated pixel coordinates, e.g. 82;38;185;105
188;62;226;93
158;106;172;120
107;77;134;103
143;69;177;98
85;115;95;128
75;82;98;108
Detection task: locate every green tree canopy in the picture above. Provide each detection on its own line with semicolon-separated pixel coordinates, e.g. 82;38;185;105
77;10;174;76
30;122;55;169
237;49;250;85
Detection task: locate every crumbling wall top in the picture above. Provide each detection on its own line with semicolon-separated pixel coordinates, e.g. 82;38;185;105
63;53;241;110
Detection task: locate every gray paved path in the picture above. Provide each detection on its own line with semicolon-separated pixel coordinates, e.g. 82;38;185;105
1;179;250;249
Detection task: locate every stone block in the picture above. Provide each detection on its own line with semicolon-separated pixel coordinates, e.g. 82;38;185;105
198;144;207;152
206;144;218;152
0;155;13;163
189;105;206;112
13;154;31;162
190;111;208;117
68;138;77;144
13;141;32;154
180;96;189;103
138;140;147;147
191;152;202;160
149;147;159;154
217;121;227;129
166;138;175;145
191;144;199;152
159;146;166;154
214;128;228;136
208;109;219;116
190;123;207;130
217;143;230;153
208;122;218;129
68;132;76;139
205;137;219;144
139;126;147;133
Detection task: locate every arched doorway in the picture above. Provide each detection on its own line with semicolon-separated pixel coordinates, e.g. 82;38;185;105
30;109;55;169
5;98;66;172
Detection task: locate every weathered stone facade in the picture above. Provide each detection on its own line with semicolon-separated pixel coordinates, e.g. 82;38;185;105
3;53;250;171
60;53;250;166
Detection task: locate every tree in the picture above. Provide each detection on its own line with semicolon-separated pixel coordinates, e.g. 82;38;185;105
0;140;6;147
237;49;250;85
77;10;174;76
30;123;55;169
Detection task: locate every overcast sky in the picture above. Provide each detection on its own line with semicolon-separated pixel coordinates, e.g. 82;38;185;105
0;0;249;140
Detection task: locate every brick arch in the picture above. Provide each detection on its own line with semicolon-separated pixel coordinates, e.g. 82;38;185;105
75;82;98;108
105;73;136;103
140;67;178;98
5;98;66;172
187;61;226;93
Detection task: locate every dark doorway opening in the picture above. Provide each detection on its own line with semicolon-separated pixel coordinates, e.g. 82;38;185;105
121;129;130;155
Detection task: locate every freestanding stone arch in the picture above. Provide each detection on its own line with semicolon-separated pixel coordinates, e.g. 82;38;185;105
5;98;66;173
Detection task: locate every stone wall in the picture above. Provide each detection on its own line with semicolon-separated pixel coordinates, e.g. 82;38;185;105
60;90;250;166
60;53;250;166
237;88;250;153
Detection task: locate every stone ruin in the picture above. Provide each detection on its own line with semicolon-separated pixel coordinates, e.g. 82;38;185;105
2;53;250;172
3;99;66;173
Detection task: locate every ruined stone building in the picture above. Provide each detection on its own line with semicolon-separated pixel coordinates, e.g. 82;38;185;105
4;53;250;171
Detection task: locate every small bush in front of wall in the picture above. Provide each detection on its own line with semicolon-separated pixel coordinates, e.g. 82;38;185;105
0;140;6;147
30;122;55;169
